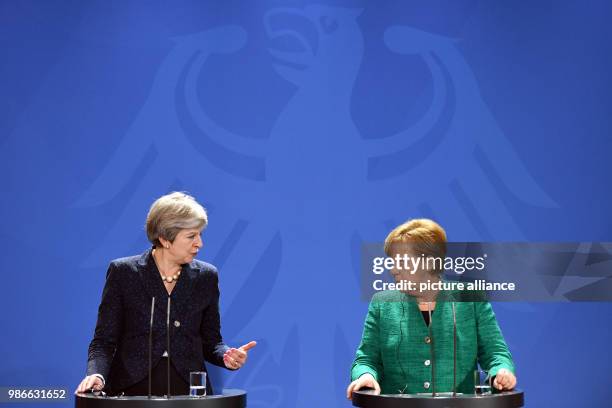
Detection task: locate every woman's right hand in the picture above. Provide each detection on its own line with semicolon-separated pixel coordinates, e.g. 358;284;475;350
75;375;104;394
346;373;381;399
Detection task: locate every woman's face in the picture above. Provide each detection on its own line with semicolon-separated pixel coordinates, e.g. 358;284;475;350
388;245;435;297
167;228;203;264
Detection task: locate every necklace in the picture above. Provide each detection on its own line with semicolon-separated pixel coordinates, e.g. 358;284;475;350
152;249;181;283
161;270;181;283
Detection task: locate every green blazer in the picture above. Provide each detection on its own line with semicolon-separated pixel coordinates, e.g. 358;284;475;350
351;290;514;395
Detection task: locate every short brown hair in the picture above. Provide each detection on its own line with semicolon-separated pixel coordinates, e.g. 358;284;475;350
145;192;207;247
384;218;447;260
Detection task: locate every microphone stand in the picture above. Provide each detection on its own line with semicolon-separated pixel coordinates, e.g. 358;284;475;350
148;297;155;399
166;297;171;399
452;302;457;397
427;302;436;397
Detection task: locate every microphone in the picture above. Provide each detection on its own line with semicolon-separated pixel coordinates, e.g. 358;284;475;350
148;297;155;399
166;297;171;399
452;302;457;397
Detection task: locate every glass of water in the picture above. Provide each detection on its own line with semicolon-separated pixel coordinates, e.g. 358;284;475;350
189;371;207;397
474;369;491;395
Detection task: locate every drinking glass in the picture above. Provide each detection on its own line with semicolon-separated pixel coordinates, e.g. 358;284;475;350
474;369;491;395
189;371;207;397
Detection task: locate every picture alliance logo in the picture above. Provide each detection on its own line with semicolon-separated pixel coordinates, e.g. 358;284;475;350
372;254;488;275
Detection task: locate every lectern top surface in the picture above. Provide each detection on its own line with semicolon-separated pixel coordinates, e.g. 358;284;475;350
352;390;524;408
364;390;523;399
76;388;245;400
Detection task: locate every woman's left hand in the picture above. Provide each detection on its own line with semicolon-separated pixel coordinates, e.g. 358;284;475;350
493;368;516;390
223;341;257;370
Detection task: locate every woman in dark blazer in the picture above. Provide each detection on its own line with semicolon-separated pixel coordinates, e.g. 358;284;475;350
76;192;256;396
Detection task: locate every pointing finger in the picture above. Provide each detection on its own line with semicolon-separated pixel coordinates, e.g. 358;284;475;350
239;341;257;351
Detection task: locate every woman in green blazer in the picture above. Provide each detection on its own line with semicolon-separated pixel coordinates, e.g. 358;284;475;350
347;219;517;398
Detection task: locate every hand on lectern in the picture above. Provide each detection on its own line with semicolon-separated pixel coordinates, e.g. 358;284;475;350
75;375;104;394
493;368;517;391
223;340;257;370
346;373;381;399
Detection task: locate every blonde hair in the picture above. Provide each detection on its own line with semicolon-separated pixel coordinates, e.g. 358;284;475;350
145;192;207;247
384;218;447;261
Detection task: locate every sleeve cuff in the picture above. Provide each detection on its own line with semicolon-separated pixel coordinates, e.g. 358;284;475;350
488;364;514;378
351;365;379;382
92;374;105;385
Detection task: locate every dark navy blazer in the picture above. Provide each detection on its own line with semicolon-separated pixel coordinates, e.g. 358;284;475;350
86;248;229;394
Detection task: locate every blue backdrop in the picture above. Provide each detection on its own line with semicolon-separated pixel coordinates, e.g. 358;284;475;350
1;1;611;407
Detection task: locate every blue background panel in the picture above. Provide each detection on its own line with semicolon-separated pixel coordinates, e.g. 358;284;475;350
1;1;611;407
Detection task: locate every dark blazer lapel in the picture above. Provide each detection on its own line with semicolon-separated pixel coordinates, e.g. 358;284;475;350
170;262;196;322
137;248;169;317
